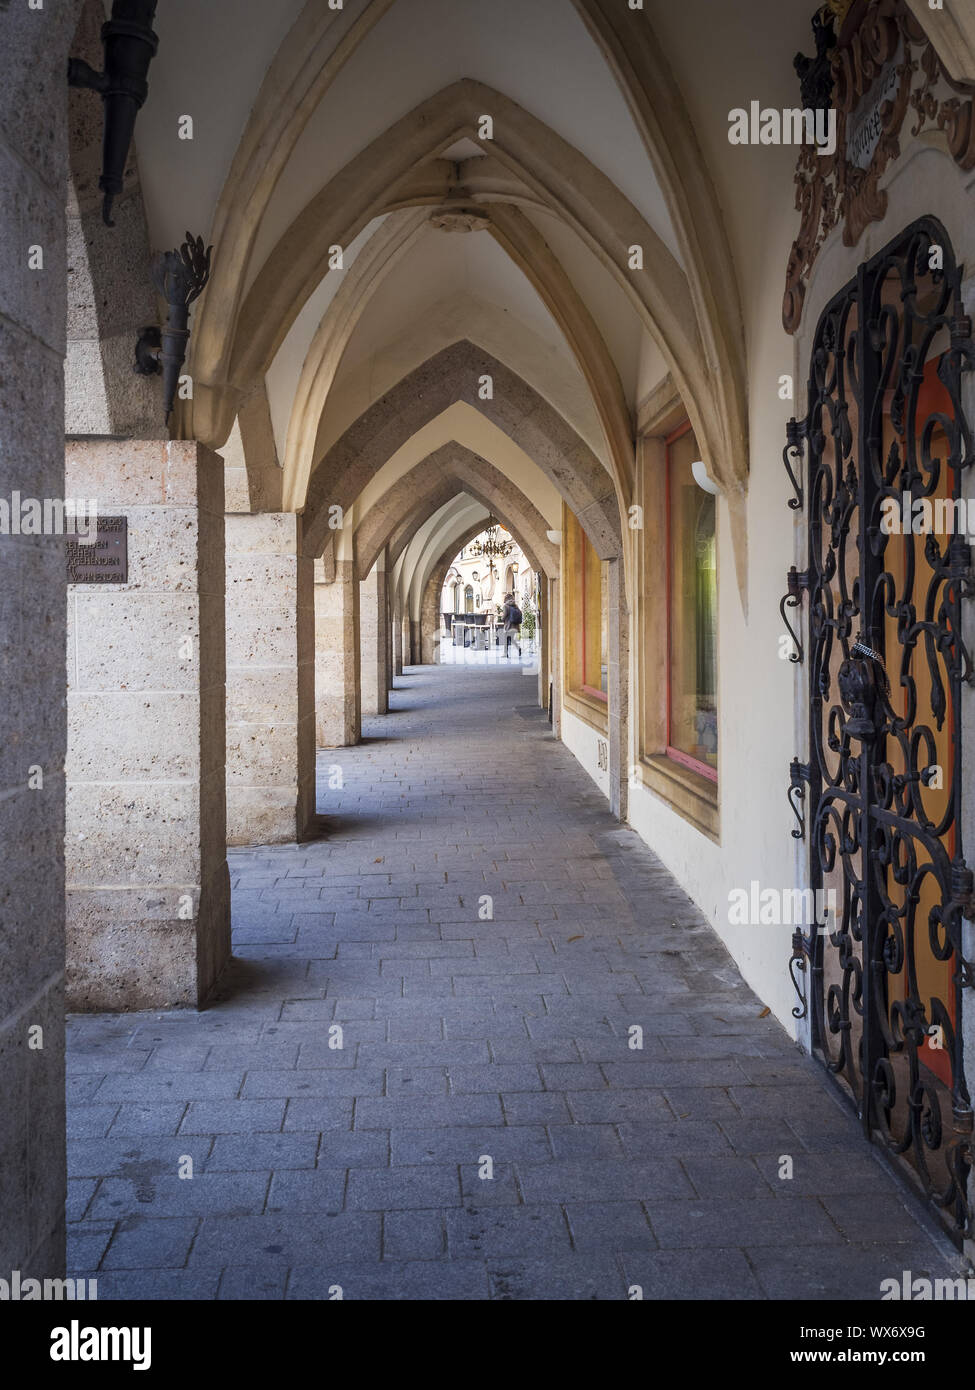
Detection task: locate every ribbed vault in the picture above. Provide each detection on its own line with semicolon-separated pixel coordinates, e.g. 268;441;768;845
349;443;558;581
301;340;618;562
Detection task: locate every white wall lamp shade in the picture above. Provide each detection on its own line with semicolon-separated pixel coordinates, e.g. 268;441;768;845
691;459;721;496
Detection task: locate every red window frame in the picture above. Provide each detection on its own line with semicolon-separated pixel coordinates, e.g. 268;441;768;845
665;420;717;783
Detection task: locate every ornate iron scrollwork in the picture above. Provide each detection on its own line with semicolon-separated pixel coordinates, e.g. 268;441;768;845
780;566;811;663
795;214;975;1243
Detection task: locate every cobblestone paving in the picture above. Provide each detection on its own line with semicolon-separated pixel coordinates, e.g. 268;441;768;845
66;661;965;1299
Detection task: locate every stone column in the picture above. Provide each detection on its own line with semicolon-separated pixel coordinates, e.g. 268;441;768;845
537;580;548;710
549;578;562;737
420;582;441;664
402;614;412;668
391;595;403;677
315;557;360;747
65;440;231;1009
226;513;316;844
607;557;629;821
359;554;389;718
0;1;80;1286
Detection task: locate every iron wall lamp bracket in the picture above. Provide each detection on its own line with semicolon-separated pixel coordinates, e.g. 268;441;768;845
134;233;212;425
134;325;161;376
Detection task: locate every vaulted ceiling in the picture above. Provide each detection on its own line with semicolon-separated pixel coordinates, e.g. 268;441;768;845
122;0;840;601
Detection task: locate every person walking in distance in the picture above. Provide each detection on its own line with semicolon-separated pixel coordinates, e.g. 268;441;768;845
500;591;522;659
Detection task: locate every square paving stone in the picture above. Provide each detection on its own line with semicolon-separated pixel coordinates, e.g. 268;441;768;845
286;1260;490;1300
564;1201;656;1253
620;1247;765;1300
446;1205;572;1259
266;1169;347;1213
644;1196;843;1249
188;1213;381;1267
346;1165;461;1210
179;1101;287;1135
486;1256;628;1301
102;1216;200;1270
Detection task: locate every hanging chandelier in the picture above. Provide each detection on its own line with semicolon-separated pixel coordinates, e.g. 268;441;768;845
469;521;513;559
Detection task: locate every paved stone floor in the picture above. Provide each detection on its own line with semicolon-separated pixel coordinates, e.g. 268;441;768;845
66;660;966;1299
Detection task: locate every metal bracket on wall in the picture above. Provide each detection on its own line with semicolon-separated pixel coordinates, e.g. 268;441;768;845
134;325;161;377
789;927;811;1021
782;415;808;511
780;566;811;664
788;757;811;840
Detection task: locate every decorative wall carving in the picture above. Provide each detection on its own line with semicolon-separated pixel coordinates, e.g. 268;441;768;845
784;0;975;334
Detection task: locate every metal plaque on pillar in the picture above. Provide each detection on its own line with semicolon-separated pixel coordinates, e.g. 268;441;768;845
66;516;128;585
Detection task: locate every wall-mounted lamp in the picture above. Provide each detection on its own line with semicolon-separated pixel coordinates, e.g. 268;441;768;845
545;529;562;545
68;0;160;227
691;460;721;496
135;233;212;424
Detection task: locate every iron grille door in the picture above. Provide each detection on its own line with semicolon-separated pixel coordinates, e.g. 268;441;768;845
797;215;975;1241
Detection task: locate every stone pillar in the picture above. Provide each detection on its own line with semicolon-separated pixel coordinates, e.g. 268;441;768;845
0;1;81;1287
537;580;547;710
402;614;412;668
411;618;422;666
359;555;389;717
607;557;629;821
65;440;231;1010
549;578;562;737
420;582;441;664
226;514;316;844
315;557;360;747
391;596;403;677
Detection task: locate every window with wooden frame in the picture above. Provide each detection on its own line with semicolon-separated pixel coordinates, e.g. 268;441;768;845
563;505;608;728
634;395;719;840
666;422;717;780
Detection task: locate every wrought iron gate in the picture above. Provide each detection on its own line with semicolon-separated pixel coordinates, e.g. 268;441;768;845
784;216;975;1242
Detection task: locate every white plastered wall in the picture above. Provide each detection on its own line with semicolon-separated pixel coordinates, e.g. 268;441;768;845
558;103;975;1035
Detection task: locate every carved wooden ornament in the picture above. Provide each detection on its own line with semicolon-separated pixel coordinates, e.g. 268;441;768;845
784;0;975;334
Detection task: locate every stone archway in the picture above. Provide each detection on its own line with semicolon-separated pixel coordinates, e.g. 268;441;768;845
191;7;753;552
189;78;725;526
302;340;620;563
280;203;633;515
354;453;556;724
350;443;559;583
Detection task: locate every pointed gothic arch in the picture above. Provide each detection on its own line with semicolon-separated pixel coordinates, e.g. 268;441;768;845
349;443;559;582
302;340;619;563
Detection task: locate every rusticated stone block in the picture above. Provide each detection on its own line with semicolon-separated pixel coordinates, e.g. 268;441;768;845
64;440;229;1011
226;514;316;844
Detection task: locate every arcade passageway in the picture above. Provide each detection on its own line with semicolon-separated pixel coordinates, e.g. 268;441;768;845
64;661;962;1299
8;0;975;1308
